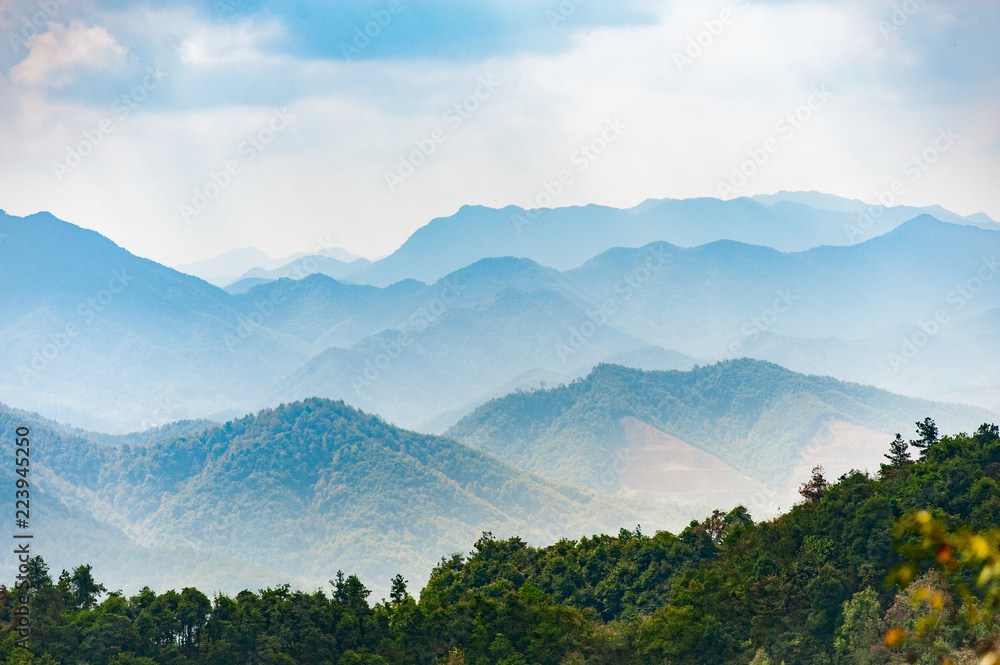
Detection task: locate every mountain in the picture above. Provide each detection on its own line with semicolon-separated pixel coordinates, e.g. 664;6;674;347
0;210;311;431
258;218;1000;429
558;216;1000;347
175;246;366;287
262;277;652;427
229;254;373;287
751;190;999;228
173;247;283;286
549;217;1000;408
270;195;991;288
0;403;296;594
3;208;998;434
751;190;870;212
446;360;997;511
0;398;703;598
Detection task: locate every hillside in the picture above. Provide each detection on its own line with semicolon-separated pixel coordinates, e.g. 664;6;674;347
0;399;703;598
5;422;998;664
446;360;998;510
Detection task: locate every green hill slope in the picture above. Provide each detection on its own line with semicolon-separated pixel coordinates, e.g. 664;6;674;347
0;399;703;598
446;359;997;497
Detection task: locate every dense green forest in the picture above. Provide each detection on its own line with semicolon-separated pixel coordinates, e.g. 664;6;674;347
3;421;999;664
447;360;996;491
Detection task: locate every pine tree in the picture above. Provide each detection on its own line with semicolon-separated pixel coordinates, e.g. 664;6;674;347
884;433;910;466
390;574;409;604
910;417;939;457
798;465;829;504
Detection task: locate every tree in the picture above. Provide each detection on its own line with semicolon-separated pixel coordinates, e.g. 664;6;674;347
799;465;829;504
389;574;409;605
974;422;1000;444
884;434;910;466
176;587;212;649
832;588;882;665
70;564;106;609
909;417;938;457
26;556;53;593
333;571;371;614
889;511;1000;663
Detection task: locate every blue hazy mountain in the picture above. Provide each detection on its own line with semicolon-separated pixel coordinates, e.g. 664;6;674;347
558;215;1000;347
0;210;311;430
751;190;999;229
2;208;998;434
176;246;367;287
173;247;283;286
262;281;653;427
230;254;373;288
238;195;993;288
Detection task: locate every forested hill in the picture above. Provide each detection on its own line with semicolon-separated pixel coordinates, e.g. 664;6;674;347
0;398;701;599
446;359;997;492
3;423;998;664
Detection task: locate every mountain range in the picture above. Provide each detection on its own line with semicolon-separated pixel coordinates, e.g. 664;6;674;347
0;398;701;598
3;193;999;599
2;202;999;434
174;245;366;288
211;192;998;290
4;358;995;598
446;360;996;511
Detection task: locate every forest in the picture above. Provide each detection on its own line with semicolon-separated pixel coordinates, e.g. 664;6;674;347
2;421;999;665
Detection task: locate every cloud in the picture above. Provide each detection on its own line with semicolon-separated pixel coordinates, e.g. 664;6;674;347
11;20;127;87
0;0;997;266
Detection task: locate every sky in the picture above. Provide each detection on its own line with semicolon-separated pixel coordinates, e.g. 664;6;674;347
0;0;998;266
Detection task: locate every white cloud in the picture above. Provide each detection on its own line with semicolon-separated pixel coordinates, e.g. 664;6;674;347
178;18;286;66
11;20;127;87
